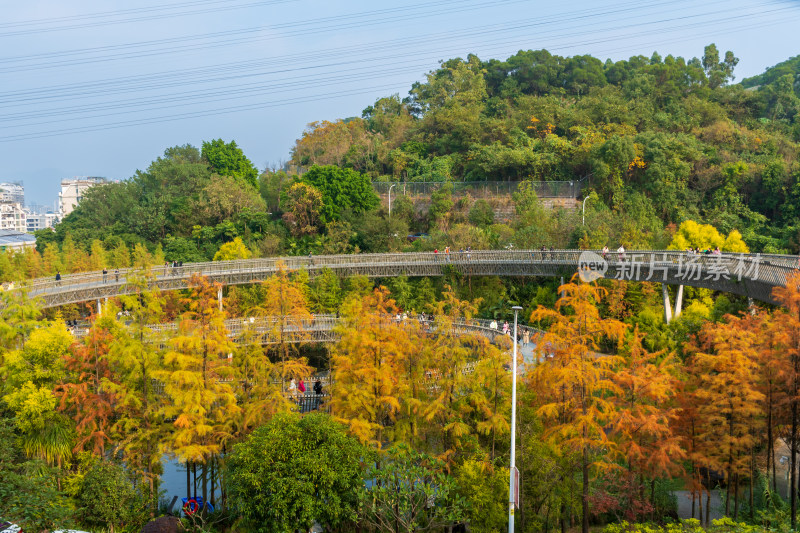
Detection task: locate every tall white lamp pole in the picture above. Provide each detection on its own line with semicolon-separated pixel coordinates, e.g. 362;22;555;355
582;195;592;226
509;305;523;532
388;184;397;217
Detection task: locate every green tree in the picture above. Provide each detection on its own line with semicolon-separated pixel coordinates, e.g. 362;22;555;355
201;138;259;189
77;460;149;533
428;182;454;230
468;198;495;228
301;164;379;222
310;267;342;313
454;459;509;533
226;412;367;533
359;443;467;532
0;420;70;531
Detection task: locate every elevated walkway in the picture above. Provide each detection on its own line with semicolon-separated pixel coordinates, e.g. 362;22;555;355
13;249;797;309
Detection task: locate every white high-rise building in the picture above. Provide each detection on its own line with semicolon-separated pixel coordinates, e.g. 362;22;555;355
0;203;26;233
59;177;106;219
0;182;24;205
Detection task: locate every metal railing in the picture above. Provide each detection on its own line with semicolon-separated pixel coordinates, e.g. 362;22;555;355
372;177;589;199
76;314;545;350
12;249;799;308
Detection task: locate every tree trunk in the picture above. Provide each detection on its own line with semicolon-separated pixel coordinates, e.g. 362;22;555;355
750;448;755;520
186;461;191;499
698;484;703;525
792;401;798;529
725;470;731;516
733;472;739;520
582;446;589;533
211;456;216;508
767;399;775;493
202;460;208;511
705;470;711;527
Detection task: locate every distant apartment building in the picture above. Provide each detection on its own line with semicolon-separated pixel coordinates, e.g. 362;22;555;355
0;182;24;205
0;203;26;233
26;212;59;232
59;177;106;219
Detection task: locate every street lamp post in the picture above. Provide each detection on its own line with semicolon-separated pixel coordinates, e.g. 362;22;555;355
388;184;397;217
582;195;592;226
509;305;523;532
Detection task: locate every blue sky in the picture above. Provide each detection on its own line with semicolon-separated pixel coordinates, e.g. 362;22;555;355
2;0;800;207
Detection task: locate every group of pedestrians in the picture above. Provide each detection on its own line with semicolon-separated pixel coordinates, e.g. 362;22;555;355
164;261;184;276
288;377;324;397
686;246;721;255
288;377;325;411
432;246;472;261
101;267;120;283
489;318;531;345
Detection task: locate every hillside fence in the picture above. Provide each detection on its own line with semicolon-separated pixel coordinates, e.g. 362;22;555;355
372;176;589;199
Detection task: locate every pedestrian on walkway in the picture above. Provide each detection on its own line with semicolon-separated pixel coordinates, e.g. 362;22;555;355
298;378;306;394
288;378;297;399
114;268;120;282
313;379;323;395
617;245;626;262
602;246;608;260
523;329;530;346
102;268;108;283
490;319;498;330
55;271;61;285
502;320;509;335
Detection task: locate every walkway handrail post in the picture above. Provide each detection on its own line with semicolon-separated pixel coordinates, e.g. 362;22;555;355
509;305;523;532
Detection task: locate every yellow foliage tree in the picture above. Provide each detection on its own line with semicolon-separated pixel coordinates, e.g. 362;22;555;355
668;220;749;252
157;275;240;505
213;237;252;261
329;287;414;447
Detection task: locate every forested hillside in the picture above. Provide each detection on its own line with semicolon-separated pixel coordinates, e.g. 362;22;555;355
31;44;800;271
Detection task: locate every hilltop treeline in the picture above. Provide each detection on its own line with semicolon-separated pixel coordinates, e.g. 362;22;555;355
35;44;800;268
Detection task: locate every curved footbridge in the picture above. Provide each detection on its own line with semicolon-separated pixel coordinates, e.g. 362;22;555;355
75;316;544;398
78;314;543;359
22;250;799;320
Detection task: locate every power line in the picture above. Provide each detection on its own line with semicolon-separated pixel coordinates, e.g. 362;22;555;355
0;0;783;108
2;0;797;142
0;0;298;37
0;0;528;72
0;0;730;100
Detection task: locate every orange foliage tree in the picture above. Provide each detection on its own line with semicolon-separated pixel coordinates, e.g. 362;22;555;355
688;314;764;520
529;278;626;533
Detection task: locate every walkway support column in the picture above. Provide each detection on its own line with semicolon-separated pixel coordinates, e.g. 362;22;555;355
96;299;102;316
218;286;223;312
662;284;673;324
674;285;684;319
